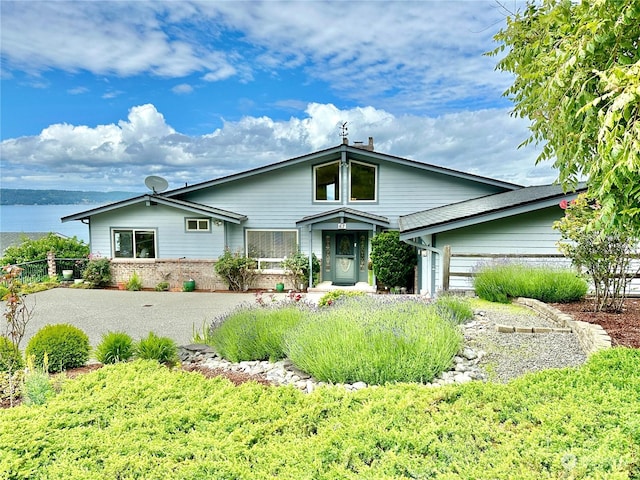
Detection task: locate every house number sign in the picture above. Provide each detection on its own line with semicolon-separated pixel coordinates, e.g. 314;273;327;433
337;222;347;230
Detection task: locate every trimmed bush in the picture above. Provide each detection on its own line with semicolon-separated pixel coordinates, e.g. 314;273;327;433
0;336;23;372
370;230;417;289
95;332;135;364
25;324;90;373
136;332;178;365
317;289;365;307
285;296;462;384
210;305;306;362
473;263;588;303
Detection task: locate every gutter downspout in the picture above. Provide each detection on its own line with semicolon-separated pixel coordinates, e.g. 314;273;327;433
307;224;313;289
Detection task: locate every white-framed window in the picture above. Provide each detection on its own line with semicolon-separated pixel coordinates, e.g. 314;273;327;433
349;160;377;202
246;229;298;270
186;218;210;232
314;161;340;202
113;229;156;258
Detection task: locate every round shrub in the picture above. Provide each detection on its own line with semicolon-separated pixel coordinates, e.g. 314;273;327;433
25;324;90;373
136;332;178;366
0;336;23;372
95;331;135;364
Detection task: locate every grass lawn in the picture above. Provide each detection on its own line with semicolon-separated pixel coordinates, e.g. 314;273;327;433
1;348;638;479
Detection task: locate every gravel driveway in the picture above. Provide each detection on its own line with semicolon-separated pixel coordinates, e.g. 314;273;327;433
21;289;257;348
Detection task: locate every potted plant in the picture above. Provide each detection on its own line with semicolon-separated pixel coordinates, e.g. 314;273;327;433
62;270;73;281
183;278;196;292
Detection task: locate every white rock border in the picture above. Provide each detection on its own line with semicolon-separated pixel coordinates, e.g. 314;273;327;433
514;297;611;356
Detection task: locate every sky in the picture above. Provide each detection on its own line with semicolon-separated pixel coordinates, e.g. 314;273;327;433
0;0;557;193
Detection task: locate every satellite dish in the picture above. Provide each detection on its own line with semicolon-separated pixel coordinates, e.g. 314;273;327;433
145;175;168;194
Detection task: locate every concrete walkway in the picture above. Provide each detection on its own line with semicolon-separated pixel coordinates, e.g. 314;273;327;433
21;288;258;348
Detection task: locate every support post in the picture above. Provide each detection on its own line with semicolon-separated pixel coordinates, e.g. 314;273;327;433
442;245;451;292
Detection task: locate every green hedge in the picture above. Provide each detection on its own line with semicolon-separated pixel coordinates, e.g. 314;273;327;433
0;349;638;478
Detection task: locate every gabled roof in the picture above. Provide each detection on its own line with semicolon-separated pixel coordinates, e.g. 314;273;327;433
164;143;522;197
399;183;587;239
297;208;390;227
61;194;247;224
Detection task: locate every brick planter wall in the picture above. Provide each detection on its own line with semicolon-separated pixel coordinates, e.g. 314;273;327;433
109;259;298;292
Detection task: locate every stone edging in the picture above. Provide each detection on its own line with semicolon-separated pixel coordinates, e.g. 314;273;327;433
513;297;611;356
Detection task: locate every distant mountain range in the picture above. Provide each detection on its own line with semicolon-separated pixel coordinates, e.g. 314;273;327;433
0;189;140;205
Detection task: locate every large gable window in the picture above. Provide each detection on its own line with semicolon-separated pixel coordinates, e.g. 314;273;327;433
350;160;377;202
314;161;340;202
246;230;298;270
113;229;156;258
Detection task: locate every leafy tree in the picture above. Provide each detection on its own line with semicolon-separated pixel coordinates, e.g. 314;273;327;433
1;233;89;264
491;1;640;235
554;194;640;312
370;230;417;289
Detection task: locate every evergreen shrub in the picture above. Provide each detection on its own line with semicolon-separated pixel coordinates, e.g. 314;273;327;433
370;230;417;289
25;324;90;373
95;332;135;364
0;336;23;372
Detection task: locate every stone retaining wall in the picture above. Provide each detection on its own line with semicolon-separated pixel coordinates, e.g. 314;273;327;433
514;297;611;356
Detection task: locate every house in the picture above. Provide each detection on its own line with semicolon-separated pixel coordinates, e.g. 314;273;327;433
62;139;582;294
1;232;69;256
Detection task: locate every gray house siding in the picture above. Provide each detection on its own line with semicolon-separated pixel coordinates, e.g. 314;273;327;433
431;207;570;291
64;143;535;290
176;156;509;252
89;204;224;259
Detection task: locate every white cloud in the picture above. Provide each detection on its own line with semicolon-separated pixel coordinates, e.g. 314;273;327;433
172;83;194;94
1;1;523;113
0;102;555;191
1;1;237;78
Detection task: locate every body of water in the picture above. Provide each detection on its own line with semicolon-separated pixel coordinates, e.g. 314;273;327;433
1;204;93;243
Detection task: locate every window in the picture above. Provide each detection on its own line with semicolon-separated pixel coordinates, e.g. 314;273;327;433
186;218;210;232
314;161;340;201
113;229;156;258
246;230;298;270
350;160;377;201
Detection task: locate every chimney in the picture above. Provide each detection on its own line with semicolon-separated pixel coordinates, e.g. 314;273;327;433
352;137;374;151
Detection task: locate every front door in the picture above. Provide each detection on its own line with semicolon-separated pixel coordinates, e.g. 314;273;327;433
334;233;357;285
